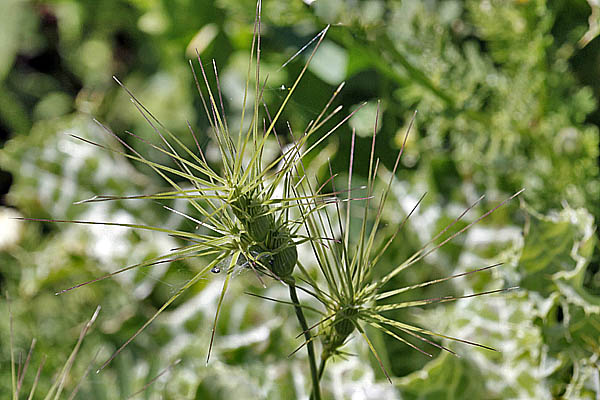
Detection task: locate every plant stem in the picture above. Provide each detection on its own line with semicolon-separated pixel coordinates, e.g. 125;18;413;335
317;357;327;382
288;281;321;400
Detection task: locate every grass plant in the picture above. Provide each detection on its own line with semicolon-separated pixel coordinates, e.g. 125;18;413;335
7;293;100;400
14;1;527;398
287;105;524;390
6;296;183;399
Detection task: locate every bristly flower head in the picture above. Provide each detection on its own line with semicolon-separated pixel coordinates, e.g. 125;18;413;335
296;104;524;381
21;0;361;371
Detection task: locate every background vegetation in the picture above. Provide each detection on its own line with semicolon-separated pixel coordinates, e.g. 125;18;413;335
1;0;599;398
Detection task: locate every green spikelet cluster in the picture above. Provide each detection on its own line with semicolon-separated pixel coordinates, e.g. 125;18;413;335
231;191;274;242
268;229;297;279
231;190;297;279
333;307;358;337
320;307;358;360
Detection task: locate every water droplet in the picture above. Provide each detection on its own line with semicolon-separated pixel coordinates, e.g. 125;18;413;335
211;266;221;274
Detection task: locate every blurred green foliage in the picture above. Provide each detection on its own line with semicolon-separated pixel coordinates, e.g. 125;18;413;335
1;0;598;398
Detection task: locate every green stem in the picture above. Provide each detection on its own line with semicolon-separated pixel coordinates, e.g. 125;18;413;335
288;282;321;400
318;358;327;381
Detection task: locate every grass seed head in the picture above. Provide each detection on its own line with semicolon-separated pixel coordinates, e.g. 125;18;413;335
24;2;347;370
296;109;523;380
